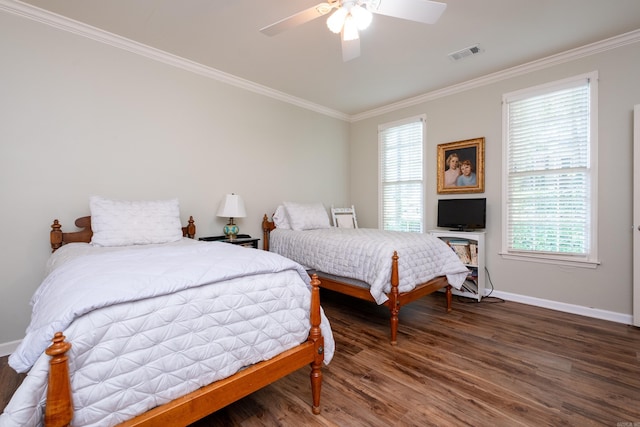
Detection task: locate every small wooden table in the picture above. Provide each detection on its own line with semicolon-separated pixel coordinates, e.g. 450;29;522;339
199;235;260;249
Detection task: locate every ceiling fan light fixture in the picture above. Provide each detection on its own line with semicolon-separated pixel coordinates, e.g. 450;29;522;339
327;7;348;33
262;0;448;62
351;5;372;30
342;15;360;41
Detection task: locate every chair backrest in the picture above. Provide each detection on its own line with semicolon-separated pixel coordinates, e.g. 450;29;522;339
331;205;358;228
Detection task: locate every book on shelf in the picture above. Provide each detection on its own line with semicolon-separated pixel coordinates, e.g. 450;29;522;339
461;279;478;294
449;240;472;264
469;243;478;266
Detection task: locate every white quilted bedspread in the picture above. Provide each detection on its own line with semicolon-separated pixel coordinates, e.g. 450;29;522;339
1;240;334;427
270;228;469;304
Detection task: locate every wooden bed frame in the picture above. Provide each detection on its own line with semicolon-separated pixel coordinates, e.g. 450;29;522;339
49;215;197;252
43;216;325;427
262;215;452;346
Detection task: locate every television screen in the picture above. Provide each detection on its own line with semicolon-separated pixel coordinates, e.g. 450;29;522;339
437;198;486;231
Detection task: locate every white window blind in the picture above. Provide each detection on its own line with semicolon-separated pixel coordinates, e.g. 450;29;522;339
379;116;425;232
503;73;598;265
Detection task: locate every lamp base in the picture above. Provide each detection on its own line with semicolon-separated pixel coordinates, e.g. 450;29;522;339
223;220;239;240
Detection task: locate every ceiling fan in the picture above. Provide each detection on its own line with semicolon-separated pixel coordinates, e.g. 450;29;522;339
260;0;447;62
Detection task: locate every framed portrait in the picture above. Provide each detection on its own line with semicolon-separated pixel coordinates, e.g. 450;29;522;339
437;137;485;194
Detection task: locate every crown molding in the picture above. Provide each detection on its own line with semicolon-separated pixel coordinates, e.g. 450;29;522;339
351;28;640;122
2;0;638;123
0;0;350;122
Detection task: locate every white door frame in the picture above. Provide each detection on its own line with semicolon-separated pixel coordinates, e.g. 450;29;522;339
633;104;640;327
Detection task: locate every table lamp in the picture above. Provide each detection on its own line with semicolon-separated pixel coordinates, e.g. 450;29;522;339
216;193;246;240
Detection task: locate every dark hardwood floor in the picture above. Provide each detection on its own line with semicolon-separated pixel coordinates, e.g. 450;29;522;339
2;290;639;426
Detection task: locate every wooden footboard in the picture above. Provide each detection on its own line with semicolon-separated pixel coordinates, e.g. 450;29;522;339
262;214;452;345
45;275;325;426
309;254;451;345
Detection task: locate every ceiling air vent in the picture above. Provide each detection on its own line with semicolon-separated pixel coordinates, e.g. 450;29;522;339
448;44;482;61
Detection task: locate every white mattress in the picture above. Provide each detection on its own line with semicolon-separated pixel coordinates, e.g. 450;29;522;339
269;228;469;304
1;240;334;427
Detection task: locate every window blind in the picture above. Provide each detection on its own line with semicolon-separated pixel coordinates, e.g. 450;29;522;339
379;117;424;232
505;78;591;257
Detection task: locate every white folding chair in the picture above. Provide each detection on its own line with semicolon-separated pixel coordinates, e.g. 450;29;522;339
331;205;358;228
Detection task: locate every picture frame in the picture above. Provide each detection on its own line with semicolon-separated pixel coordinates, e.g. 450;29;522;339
437;137;485;194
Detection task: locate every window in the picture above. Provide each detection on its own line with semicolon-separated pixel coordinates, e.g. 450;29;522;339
502;72;598;267
379;115;425;232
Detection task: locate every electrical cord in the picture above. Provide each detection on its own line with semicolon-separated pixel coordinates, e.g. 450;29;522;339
455;266;505;304
480;265;505;303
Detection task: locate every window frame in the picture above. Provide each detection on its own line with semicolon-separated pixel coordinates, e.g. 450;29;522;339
501;72;599;268
378;114;426;233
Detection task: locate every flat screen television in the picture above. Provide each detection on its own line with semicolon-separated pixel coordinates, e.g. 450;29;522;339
437;198;486;231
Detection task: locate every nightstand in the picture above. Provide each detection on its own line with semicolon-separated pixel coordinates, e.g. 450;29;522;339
199;234;260;249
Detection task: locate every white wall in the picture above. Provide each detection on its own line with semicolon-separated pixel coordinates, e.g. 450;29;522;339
350;42;640;319
0;11;350;345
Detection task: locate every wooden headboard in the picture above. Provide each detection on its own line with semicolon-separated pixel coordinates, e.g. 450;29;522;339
50;216;196;252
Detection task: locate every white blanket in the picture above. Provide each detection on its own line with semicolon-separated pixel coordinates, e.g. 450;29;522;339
270;228;469;304
2;241;334;427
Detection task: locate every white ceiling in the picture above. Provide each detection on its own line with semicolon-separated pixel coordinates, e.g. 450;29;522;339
13;0;640;117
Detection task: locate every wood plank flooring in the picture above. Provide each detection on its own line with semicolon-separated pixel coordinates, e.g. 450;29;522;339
2;290;639;426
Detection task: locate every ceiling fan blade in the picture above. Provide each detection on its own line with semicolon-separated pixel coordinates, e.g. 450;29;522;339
260;3;334;36
372;0;446;25
342;36;361;62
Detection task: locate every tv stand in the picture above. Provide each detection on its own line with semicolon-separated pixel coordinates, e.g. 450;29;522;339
429;229;486;301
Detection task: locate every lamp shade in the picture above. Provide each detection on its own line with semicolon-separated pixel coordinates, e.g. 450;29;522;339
342;15;359;41
216;194;246;218
326;7;348;33
327;4;372;36
351;5;372;30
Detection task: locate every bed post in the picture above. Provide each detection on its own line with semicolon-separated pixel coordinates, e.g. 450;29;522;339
51;220;63;253
183;216;196;238
262;214;275;252
45;332;73;427
388;251;400;346
308;274;324;415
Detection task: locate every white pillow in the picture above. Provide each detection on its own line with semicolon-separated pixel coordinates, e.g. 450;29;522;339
273;205;291;229
90;196;183;247
283;202;330;231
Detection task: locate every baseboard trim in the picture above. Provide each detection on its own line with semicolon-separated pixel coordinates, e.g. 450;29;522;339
0;339;20;358
489;290;633;325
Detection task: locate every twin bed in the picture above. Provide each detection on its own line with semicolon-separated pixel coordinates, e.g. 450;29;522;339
262;202;469;345
1;198;333;427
